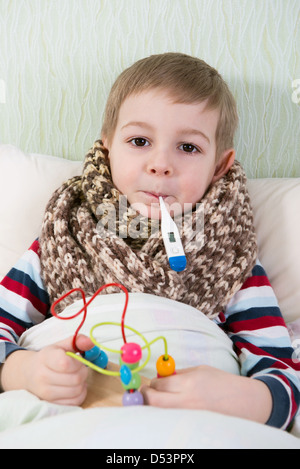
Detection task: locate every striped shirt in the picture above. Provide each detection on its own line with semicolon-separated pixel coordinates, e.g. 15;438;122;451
0;240;299;429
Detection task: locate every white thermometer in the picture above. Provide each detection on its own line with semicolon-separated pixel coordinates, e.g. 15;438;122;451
159;196;187;272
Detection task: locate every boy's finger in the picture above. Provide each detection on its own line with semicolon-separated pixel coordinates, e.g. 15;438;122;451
45;347;83;373
148;373;185;393
48;357;89;387
52;385;88;407
41;380;88;405
140;385;183;408
54;334;94;354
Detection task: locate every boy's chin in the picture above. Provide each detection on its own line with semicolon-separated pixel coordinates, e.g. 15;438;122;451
130;202;161;220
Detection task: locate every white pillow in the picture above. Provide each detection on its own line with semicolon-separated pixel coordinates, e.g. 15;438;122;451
247;178;300;323
0;144;83;279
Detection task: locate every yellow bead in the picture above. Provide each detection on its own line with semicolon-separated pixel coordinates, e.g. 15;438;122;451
156;354;176;377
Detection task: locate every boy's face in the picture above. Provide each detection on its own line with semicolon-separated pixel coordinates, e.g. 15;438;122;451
103;88;234;219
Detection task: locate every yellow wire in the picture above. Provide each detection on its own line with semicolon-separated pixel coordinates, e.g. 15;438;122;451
68;322;170;378
69;321;156;376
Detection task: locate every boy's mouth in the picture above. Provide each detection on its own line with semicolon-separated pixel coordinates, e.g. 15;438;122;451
143;191;168;200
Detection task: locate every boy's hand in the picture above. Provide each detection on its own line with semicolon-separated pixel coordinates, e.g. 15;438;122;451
140;365;273;424
1;335;93;406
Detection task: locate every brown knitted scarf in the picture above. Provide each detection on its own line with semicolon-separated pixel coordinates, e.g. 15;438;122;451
40;140;257;319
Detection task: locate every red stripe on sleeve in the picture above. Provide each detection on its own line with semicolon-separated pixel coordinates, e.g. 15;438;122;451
0;317;26;338
229;315;286;333
1;276;48;317
28;239;40;255
240;275;272;290
235;339;300;371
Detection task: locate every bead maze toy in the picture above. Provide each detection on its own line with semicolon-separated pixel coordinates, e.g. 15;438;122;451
51;283;176;406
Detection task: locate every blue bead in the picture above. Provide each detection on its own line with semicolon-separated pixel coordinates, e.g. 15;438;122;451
122;390;144;406
84;345;101;362
120;364;132;385
92;350;109;369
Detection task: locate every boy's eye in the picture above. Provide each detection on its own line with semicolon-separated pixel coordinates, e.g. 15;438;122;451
130;138;149;147
180;143;199;153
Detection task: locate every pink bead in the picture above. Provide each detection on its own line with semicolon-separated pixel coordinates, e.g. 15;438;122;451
121;342;142;364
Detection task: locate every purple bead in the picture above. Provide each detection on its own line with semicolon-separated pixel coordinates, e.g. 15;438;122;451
122;390;144;406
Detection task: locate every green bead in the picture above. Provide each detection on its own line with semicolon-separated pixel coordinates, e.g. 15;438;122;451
121;372;141;391
119;356;140;370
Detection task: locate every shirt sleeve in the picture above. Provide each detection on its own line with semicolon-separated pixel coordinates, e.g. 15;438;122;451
0;239;50;363
215;260;300;430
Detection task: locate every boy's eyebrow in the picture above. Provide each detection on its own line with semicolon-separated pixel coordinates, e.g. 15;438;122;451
121;121;153;132
178;127;210;144
121;121;210;144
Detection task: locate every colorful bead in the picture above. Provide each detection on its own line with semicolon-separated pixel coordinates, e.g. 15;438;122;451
156;354;176;377
122;389;144;406
121;342;142;364
119;357;140;370
85;346;109;369
120;364;132;385
84;345;101;362
92;349;108;369
121;371;141;391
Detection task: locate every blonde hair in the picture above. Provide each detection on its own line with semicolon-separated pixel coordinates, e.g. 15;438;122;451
101;52;238;160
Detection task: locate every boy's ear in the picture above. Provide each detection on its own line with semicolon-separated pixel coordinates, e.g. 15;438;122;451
101;136;111;158
212;149;235;183
102;135;108;148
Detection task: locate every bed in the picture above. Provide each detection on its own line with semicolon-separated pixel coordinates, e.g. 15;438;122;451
0;144;300;449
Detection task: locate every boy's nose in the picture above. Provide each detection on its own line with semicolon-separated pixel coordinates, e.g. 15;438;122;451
146;151;173;176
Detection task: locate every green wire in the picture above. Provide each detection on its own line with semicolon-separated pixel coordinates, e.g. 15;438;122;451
142;335;169;359
68;322;169;377
68;321;156;376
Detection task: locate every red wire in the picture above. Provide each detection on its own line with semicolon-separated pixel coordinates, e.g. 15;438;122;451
51;283;129;353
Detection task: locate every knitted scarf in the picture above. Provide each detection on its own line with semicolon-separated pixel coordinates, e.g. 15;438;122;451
40;140;257;319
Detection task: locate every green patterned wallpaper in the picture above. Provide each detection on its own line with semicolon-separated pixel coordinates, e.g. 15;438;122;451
0;0;299;177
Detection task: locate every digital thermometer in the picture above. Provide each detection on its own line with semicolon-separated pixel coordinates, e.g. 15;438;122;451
159;196;187;272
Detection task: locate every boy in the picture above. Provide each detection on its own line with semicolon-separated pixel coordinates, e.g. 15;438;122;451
0;53;299;429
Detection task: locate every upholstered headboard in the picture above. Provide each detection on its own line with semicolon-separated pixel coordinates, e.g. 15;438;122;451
0;0;299;178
